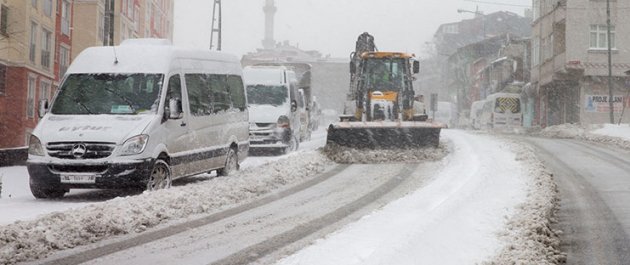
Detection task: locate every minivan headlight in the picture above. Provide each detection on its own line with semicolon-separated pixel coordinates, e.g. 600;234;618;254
120;135;149;156
28;135;45;156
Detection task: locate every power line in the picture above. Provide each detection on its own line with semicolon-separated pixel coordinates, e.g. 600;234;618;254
463;0;530;8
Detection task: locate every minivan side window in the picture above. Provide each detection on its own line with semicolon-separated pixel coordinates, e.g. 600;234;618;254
209;75;230;113
166;74;183;115
227;75;246;111
185;74;231;115
186;74;213;116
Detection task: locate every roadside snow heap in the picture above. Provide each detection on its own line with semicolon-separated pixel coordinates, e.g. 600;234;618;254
321;141;449;164
0;152;333;264
484;142;565;264
538;123;630;150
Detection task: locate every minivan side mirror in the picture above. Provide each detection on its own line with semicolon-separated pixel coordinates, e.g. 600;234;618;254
38;99;49;118
291;100;298;112
168;98;183;119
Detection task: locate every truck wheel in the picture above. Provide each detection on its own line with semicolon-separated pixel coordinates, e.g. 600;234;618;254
147;159;172;191
218;147;238;176
30;182;67;199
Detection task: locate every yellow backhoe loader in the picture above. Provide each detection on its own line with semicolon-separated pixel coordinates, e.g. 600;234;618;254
326;32;442;149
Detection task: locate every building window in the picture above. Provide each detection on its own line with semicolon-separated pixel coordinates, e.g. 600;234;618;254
59;45;70;77
32;0;37;9
29;22;37;63
98;11;104;42
532;0;540;20
532;37;540;67
443;24;459;34
27;76;36;118
1;5;8;36
43;0;53;17
61;0;71;36
590;25;615;49
0;64;6;95
40;80;51;102
41;29;51;69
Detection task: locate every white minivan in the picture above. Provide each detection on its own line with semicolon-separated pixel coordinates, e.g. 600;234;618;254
243;66;302;154
27;39;249;198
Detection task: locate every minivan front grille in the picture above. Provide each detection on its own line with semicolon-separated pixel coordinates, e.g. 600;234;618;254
49;164;108;173
47;142;116;159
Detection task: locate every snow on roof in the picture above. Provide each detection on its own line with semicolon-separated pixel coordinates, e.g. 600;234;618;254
67;39;240;75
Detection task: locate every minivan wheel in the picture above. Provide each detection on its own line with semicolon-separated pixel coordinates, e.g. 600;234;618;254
217;148;238;176
147;159;172;191
30;183;67;199
283;135;299;154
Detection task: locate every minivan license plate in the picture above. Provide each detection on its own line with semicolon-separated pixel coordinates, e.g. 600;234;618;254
60;174;97;184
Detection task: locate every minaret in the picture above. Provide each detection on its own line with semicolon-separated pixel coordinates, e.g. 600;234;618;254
262;0;276;49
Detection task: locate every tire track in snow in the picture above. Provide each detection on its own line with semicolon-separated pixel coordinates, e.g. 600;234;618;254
210;163;419;265
38;164;350;265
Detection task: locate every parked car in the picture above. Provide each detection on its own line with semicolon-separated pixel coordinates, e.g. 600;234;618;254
26;39;249;199
244;65;302;154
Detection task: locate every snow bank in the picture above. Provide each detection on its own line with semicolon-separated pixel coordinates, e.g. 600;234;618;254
321;142;449;164
483;142;565;264
0;152;333;264
538;123;630;150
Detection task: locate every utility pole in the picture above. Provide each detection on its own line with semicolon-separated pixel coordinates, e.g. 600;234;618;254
607;0;614;123
210;0;222;51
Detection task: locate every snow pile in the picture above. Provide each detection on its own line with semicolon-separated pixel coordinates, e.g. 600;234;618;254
538;123;586;139
0;152;333;264
538;123;630;150
484;142;565;264
591;123;630;141
321;142;449;164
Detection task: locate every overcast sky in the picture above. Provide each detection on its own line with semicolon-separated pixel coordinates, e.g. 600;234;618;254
173;0;531;59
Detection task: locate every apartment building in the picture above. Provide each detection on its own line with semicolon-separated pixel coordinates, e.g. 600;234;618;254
531;0;630;127
0;0;72;149
72;0;174;60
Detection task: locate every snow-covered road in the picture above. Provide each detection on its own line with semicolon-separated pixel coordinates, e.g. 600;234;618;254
0;130;559;264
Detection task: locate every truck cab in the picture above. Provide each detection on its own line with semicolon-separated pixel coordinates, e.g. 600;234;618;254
243;66;302;154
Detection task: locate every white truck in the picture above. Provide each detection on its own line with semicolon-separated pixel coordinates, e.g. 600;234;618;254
244;65;304;154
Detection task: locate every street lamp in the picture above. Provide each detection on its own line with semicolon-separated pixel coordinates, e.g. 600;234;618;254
457;8;486;39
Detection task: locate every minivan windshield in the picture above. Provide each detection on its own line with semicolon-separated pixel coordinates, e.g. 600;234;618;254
51;73;164;115
246;85;288;106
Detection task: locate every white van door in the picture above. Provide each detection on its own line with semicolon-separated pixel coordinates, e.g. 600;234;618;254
182;73;228;174
163;74;193;177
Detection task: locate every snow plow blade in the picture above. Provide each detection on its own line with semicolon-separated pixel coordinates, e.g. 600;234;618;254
326;121;442;149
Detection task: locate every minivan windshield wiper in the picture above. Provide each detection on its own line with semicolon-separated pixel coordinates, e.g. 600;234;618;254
74;97;93;114
103;87;137;114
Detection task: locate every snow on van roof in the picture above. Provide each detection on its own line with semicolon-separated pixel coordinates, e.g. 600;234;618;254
243;66;295;85
120;38;172;46
67;39;240;75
